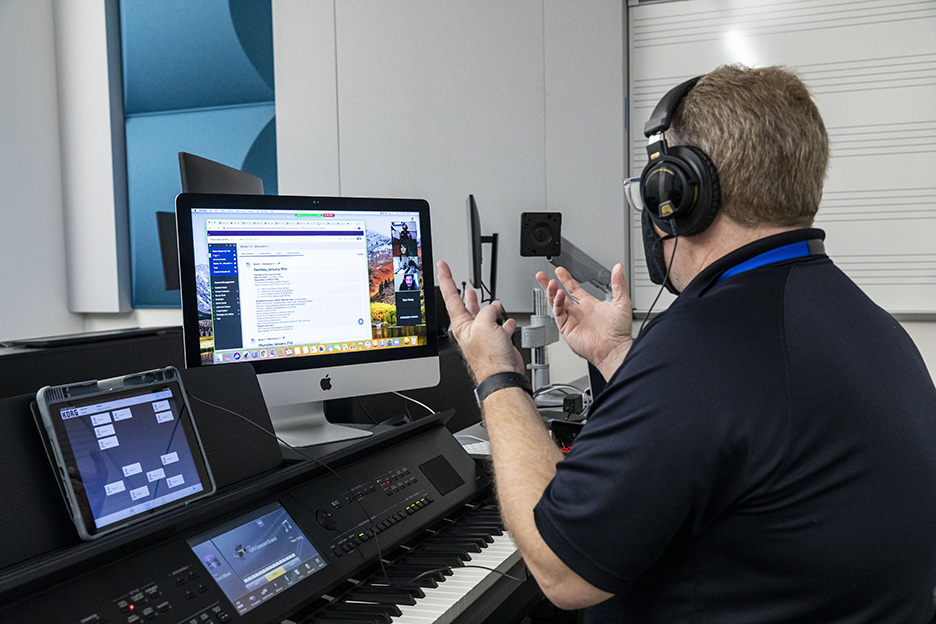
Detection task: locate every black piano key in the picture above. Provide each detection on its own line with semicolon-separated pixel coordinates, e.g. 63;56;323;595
463;517;503;526
422;539;484;553
306;618;382;624
385;565;448;581
450;525;503;536
401;552;467;566
322;601;402;618
377;573;439;588
345;588;418;606
449;519;503;529
423;535;487;552
362;582;427;599
308;611;389;624
438;530;496;543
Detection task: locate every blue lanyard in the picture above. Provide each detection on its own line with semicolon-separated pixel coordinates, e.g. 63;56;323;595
717;240;823;283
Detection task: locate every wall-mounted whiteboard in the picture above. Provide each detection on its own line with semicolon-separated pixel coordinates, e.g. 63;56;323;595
628;0;936;314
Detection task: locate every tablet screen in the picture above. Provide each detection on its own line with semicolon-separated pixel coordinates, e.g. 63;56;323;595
48;381;213;537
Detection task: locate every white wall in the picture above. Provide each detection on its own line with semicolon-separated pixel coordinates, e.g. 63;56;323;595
55;0;132;314
273;0;627;315
0;0;82;342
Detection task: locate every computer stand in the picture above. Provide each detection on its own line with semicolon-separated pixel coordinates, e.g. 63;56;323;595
267;401;373;448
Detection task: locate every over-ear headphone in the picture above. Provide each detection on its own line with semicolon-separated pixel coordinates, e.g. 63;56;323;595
640;76;721;237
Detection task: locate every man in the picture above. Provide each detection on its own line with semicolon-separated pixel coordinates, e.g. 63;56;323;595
400;273;418;290
437;65;936;622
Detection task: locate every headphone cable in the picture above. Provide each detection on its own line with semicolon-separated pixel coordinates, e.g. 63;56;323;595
639;221;679;334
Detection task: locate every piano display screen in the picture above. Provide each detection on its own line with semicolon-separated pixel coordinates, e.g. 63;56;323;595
188;502;327;615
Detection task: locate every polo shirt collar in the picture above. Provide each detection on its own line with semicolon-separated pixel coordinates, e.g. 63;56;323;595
680;228;827;299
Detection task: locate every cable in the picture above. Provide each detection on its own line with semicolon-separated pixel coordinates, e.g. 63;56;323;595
407;564;527;585
186;393;394;585
354;397;381;425
639;226;679;336
533;384;592;418
533;386;573;398
392;391;435;415
533;383;586;398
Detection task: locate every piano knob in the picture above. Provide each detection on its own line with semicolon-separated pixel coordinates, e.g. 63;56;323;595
316;509;337;530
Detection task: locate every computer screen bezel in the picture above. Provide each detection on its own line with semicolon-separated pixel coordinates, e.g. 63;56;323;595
175;192;440;377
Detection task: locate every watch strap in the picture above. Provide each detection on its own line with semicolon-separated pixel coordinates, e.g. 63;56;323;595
474;371;533;407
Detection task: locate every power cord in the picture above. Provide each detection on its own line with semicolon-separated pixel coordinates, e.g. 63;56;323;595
392;391;434;415
354;397;382;425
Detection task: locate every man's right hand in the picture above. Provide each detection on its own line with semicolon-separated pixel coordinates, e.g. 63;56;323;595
535;263;633;381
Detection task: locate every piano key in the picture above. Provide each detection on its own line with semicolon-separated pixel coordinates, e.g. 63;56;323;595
361;578;426;598
383;564;452;577
376;573;440;588
319;601;401;619
399;553;467;566
305;619;382;624
381;567;448;584
436;531;495;543
392;532;520;624
344;589;418;606
359;583;427;599
309;610;390;624
420;541;483;554
445;522;503;534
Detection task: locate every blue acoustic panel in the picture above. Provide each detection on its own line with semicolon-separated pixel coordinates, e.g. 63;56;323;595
241;116;278;195
126;104;276;308
120;0;274;115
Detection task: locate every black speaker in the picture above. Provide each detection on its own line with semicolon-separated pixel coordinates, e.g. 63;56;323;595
520;212;562;257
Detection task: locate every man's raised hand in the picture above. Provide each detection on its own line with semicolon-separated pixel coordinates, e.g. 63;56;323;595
437;261;525;383
535;263;633;381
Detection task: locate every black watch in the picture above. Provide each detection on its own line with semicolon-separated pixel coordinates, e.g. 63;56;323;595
474;372;533;407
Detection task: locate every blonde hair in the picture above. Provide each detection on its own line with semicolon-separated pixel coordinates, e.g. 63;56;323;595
668;65;829;228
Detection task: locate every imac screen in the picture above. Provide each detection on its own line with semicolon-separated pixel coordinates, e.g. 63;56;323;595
176;194;435;372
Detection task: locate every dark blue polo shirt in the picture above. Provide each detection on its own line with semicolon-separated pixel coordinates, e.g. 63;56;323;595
534;229;936;623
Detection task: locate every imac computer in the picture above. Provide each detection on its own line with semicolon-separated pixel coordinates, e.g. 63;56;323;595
466;194;499;302
175;193;440;447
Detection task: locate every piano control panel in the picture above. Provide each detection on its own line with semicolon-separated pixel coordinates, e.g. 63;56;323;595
0;424;489;624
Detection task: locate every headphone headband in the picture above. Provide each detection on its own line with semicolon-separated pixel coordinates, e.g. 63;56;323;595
644;76;701;137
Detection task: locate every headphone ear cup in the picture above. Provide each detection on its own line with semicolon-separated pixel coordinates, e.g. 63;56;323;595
666;145;721;237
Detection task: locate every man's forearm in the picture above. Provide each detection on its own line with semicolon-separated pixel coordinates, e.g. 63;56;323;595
484;388;562;517
482;388;612;609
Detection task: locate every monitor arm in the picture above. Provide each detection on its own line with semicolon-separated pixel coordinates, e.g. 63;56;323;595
549;237;612;297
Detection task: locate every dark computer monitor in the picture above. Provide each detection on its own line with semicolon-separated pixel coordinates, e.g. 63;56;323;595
157;153;267;292
175;193;440;447
156;211;181;291
466;194;498;302
178;152;264;195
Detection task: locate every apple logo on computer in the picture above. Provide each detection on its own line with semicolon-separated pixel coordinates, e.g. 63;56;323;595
320;375;332;391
